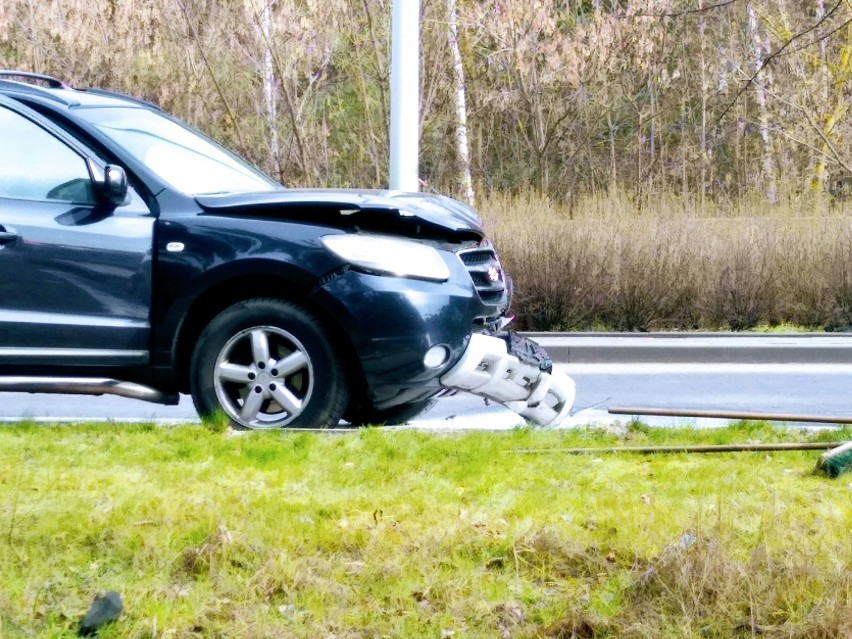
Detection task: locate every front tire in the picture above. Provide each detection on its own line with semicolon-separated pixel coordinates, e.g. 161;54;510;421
190;299;348;429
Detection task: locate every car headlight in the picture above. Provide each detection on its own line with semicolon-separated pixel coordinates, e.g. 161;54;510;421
321;234;450;282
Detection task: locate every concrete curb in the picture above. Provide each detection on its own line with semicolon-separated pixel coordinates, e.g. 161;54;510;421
522;332;852;364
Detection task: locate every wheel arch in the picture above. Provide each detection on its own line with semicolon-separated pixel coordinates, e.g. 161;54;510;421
170;271;365;399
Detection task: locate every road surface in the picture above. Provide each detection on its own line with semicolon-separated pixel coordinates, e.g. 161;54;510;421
2;359;851;430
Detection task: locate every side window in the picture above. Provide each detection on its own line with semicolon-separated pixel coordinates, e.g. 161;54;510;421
0;105;95;204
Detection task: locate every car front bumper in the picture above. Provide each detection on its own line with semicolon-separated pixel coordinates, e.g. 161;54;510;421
440;333;576;426
311;268;575;425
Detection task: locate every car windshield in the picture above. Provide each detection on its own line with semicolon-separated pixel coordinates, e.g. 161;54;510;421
78;106;280;195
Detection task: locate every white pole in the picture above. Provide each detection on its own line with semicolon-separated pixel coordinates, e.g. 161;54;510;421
389;0;420;192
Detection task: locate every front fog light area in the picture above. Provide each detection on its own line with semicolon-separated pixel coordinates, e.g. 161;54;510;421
423;345;449;369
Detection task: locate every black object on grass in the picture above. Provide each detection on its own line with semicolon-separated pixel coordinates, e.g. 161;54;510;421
78;591;123;636
816;442;852;479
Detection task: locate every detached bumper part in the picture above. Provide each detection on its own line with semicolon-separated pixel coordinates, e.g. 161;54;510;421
440;333;575;426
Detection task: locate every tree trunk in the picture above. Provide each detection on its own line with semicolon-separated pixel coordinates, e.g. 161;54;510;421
608;111;617;190
813;0;829;210
260;1;281;181
747;2;777;203
447;0;474;205
698;0;707;211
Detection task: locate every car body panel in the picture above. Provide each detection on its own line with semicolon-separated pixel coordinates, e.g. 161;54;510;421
0;95;154;367
307;267;483;407
0;74;517;417
0;199;154;362
151;215;344;359
196;189;485;237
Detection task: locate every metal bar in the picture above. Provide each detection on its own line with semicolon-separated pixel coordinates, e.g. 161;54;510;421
512;442;845;455
0;377;179;405
608;406;852;425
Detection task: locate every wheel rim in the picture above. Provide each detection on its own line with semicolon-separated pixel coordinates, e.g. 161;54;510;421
212;325;314;429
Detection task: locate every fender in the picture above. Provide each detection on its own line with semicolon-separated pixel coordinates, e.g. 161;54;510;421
152;215;346;367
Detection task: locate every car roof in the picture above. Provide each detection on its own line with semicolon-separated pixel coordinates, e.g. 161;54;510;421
0;71;158;110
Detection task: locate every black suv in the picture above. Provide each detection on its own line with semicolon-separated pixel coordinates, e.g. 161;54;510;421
0;71;574;428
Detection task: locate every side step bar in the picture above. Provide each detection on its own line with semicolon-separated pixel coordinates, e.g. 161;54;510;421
0;377;180;405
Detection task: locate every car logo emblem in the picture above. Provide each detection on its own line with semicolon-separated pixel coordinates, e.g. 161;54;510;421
487;266;501;283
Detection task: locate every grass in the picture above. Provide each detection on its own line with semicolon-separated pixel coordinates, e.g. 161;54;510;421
1;422;851;638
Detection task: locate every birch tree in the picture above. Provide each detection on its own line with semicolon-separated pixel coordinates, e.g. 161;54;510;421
254;0;280;180
747;2;778;203
447;0;474;205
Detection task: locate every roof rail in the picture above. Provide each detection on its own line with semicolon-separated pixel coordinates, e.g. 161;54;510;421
0;71;70;89
84;88;161;110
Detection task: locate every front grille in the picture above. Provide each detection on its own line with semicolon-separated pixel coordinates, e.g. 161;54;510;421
457;246;506;304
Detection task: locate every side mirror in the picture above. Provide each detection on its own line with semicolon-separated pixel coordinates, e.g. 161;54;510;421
88;159;128;209
102;164;128;208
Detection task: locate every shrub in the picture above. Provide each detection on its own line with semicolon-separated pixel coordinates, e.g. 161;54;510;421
485;191;852;331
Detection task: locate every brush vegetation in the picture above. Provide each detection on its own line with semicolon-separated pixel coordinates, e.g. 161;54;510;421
484;191;852;332
2;0;849;202
1;422;851;638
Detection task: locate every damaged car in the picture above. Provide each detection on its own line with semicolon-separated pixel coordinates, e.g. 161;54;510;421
0;71;575;429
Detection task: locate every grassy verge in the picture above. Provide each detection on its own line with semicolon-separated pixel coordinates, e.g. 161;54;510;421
1;422;851;638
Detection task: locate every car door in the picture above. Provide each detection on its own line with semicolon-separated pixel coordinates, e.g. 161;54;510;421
0;98;154;366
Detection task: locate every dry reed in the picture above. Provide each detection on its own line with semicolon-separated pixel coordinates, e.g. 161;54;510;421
484;191;852;331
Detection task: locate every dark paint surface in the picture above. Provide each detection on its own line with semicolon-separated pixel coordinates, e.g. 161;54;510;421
0;84;505;411
196;189;484;237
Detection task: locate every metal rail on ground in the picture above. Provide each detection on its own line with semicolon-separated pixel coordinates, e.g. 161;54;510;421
608;406;852;425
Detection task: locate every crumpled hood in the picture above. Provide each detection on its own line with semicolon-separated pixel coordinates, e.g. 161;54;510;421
195;189;485;239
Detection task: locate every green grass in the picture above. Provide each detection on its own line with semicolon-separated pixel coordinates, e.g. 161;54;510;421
1;422;851;638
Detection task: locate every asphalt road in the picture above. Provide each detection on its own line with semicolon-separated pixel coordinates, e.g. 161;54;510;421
3;363;852;430
3;333;852;429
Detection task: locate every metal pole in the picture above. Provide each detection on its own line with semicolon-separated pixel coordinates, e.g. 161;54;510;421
608;406;852;425
389;0;420;192
512;442;845;455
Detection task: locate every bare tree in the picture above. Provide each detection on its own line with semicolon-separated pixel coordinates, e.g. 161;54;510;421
747;2;778;203
260;0;281;180
447;0;474;205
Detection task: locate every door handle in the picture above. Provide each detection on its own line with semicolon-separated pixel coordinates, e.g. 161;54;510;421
0;225;18;244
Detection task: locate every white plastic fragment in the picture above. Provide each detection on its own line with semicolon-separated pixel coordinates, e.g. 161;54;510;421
441;334;576;427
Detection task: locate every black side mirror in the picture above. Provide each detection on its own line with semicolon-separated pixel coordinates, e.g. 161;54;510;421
102;164;128;208
88;160;128;209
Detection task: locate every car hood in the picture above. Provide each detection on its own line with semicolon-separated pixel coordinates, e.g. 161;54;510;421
195;189;485;240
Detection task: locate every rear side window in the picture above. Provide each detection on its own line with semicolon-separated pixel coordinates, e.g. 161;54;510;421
0;105;95;203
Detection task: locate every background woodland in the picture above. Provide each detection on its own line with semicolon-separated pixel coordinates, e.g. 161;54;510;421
4;0;851;203
4;0;852;330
